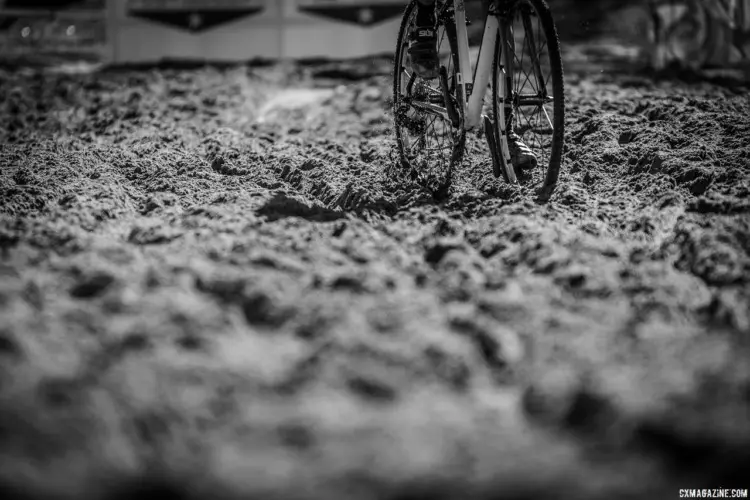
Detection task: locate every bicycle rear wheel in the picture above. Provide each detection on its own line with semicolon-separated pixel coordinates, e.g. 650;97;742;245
493;0;564;197
393;0;464;192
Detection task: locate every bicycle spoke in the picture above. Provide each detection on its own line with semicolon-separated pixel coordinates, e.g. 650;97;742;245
542;105;553;132
522;13;542;95
515;21;529;97
527;18;546;94
511;25;534;97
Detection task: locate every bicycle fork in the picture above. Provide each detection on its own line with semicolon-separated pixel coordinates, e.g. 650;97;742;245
496;22;514;170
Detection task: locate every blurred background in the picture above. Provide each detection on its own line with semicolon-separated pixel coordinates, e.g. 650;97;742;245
0;0;748;69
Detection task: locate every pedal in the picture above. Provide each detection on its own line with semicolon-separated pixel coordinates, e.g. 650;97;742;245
483;115;502;179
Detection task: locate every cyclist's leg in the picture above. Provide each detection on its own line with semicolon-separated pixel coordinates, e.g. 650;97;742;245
410;0;440;78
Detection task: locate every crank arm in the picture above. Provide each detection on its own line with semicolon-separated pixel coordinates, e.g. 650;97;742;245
410;100;452;122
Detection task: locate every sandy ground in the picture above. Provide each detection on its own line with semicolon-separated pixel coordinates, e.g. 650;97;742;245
1;45;749;500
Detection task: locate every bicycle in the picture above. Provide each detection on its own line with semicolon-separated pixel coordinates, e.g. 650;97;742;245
393;0;565;199
648;0;750;69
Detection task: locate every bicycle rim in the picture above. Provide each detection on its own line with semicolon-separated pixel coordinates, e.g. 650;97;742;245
393;0;461;188
496;0;565;193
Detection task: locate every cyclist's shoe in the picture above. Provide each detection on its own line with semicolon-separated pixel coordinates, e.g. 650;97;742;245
408;24;439;79
507;131;537;170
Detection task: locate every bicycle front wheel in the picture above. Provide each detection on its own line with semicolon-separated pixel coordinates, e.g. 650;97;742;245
493;0;565;196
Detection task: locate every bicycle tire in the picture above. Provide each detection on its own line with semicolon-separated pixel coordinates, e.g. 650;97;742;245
393;0;464;193
698;0;734;66
492;0;565;197
657;0;732;67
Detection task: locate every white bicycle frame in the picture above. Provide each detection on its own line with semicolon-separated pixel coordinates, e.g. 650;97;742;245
405;0;551;172
448;0;513;162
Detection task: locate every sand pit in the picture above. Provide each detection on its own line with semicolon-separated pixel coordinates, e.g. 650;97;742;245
0;49;749;499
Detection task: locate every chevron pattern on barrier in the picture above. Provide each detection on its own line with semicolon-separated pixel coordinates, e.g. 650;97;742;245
297;2;404;26
127;8;264;32
126;0;264;32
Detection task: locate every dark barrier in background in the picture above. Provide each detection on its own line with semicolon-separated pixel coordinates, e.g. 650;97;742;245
1;0;747;67
2;0;104;8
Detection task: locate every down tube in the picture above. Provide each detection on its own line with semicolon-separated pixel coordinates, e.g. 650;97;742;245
466;15;499;129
